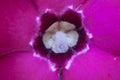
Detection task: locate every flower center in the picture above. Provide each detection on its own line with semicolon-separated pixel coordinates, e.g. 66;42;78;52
42;21;79;53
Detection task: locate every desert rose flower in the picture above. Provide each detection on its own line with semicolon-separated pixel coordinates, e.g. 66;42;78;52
0;0;120;80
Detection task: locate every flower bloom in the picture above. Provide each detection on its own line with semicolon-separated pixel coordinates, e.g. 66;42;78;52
0;0;120;80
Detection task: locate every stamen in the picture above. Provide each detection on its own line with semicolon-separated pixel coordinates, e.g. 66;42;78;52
42;21;79;54
52;31;68;53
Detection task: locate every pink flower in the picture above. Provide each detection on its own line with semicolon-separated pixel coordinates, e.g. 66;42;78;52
0;0;120;80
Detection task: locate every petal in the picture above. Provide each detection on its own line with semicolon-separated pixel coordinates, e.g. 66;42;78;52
83;0;120;55
0;51;59;80
61;9;82;28
0;0;38;56
40;11;58;33
63;45;120;80
34;0;87;13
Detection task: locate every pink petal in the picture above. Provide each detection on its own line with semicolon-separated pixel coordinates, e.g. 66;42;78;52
0;51;59;80
83;0;120;55
0;0;38;56
63;45;120;80
34;0;87;13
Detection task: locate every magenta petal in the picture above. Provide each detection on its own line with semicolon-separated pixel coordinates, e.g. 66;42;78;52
34;0;87;12
63;45;120;80
0;0;38;56
83;0;120;55
0;51;59;80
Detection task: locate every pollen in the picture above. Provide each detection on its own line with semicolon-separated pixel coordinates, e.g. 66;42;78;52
42;21;79;53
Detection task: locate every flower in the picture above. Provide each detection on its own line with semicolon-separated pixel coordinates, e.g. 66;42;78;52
0;0;120;80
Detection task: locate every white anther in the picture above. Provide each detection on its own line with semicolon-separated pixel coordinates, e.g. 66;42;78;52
42;33;54;49
42;21;79;53
52;31;69;53
66;30;79;47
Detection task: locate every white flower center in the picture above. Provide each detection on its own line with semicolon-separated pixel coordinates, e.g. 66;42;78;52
42;21;79;53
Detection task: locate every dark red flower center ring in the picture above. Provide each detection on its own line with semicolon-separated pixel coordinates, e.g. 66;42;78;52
31;7;91;70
